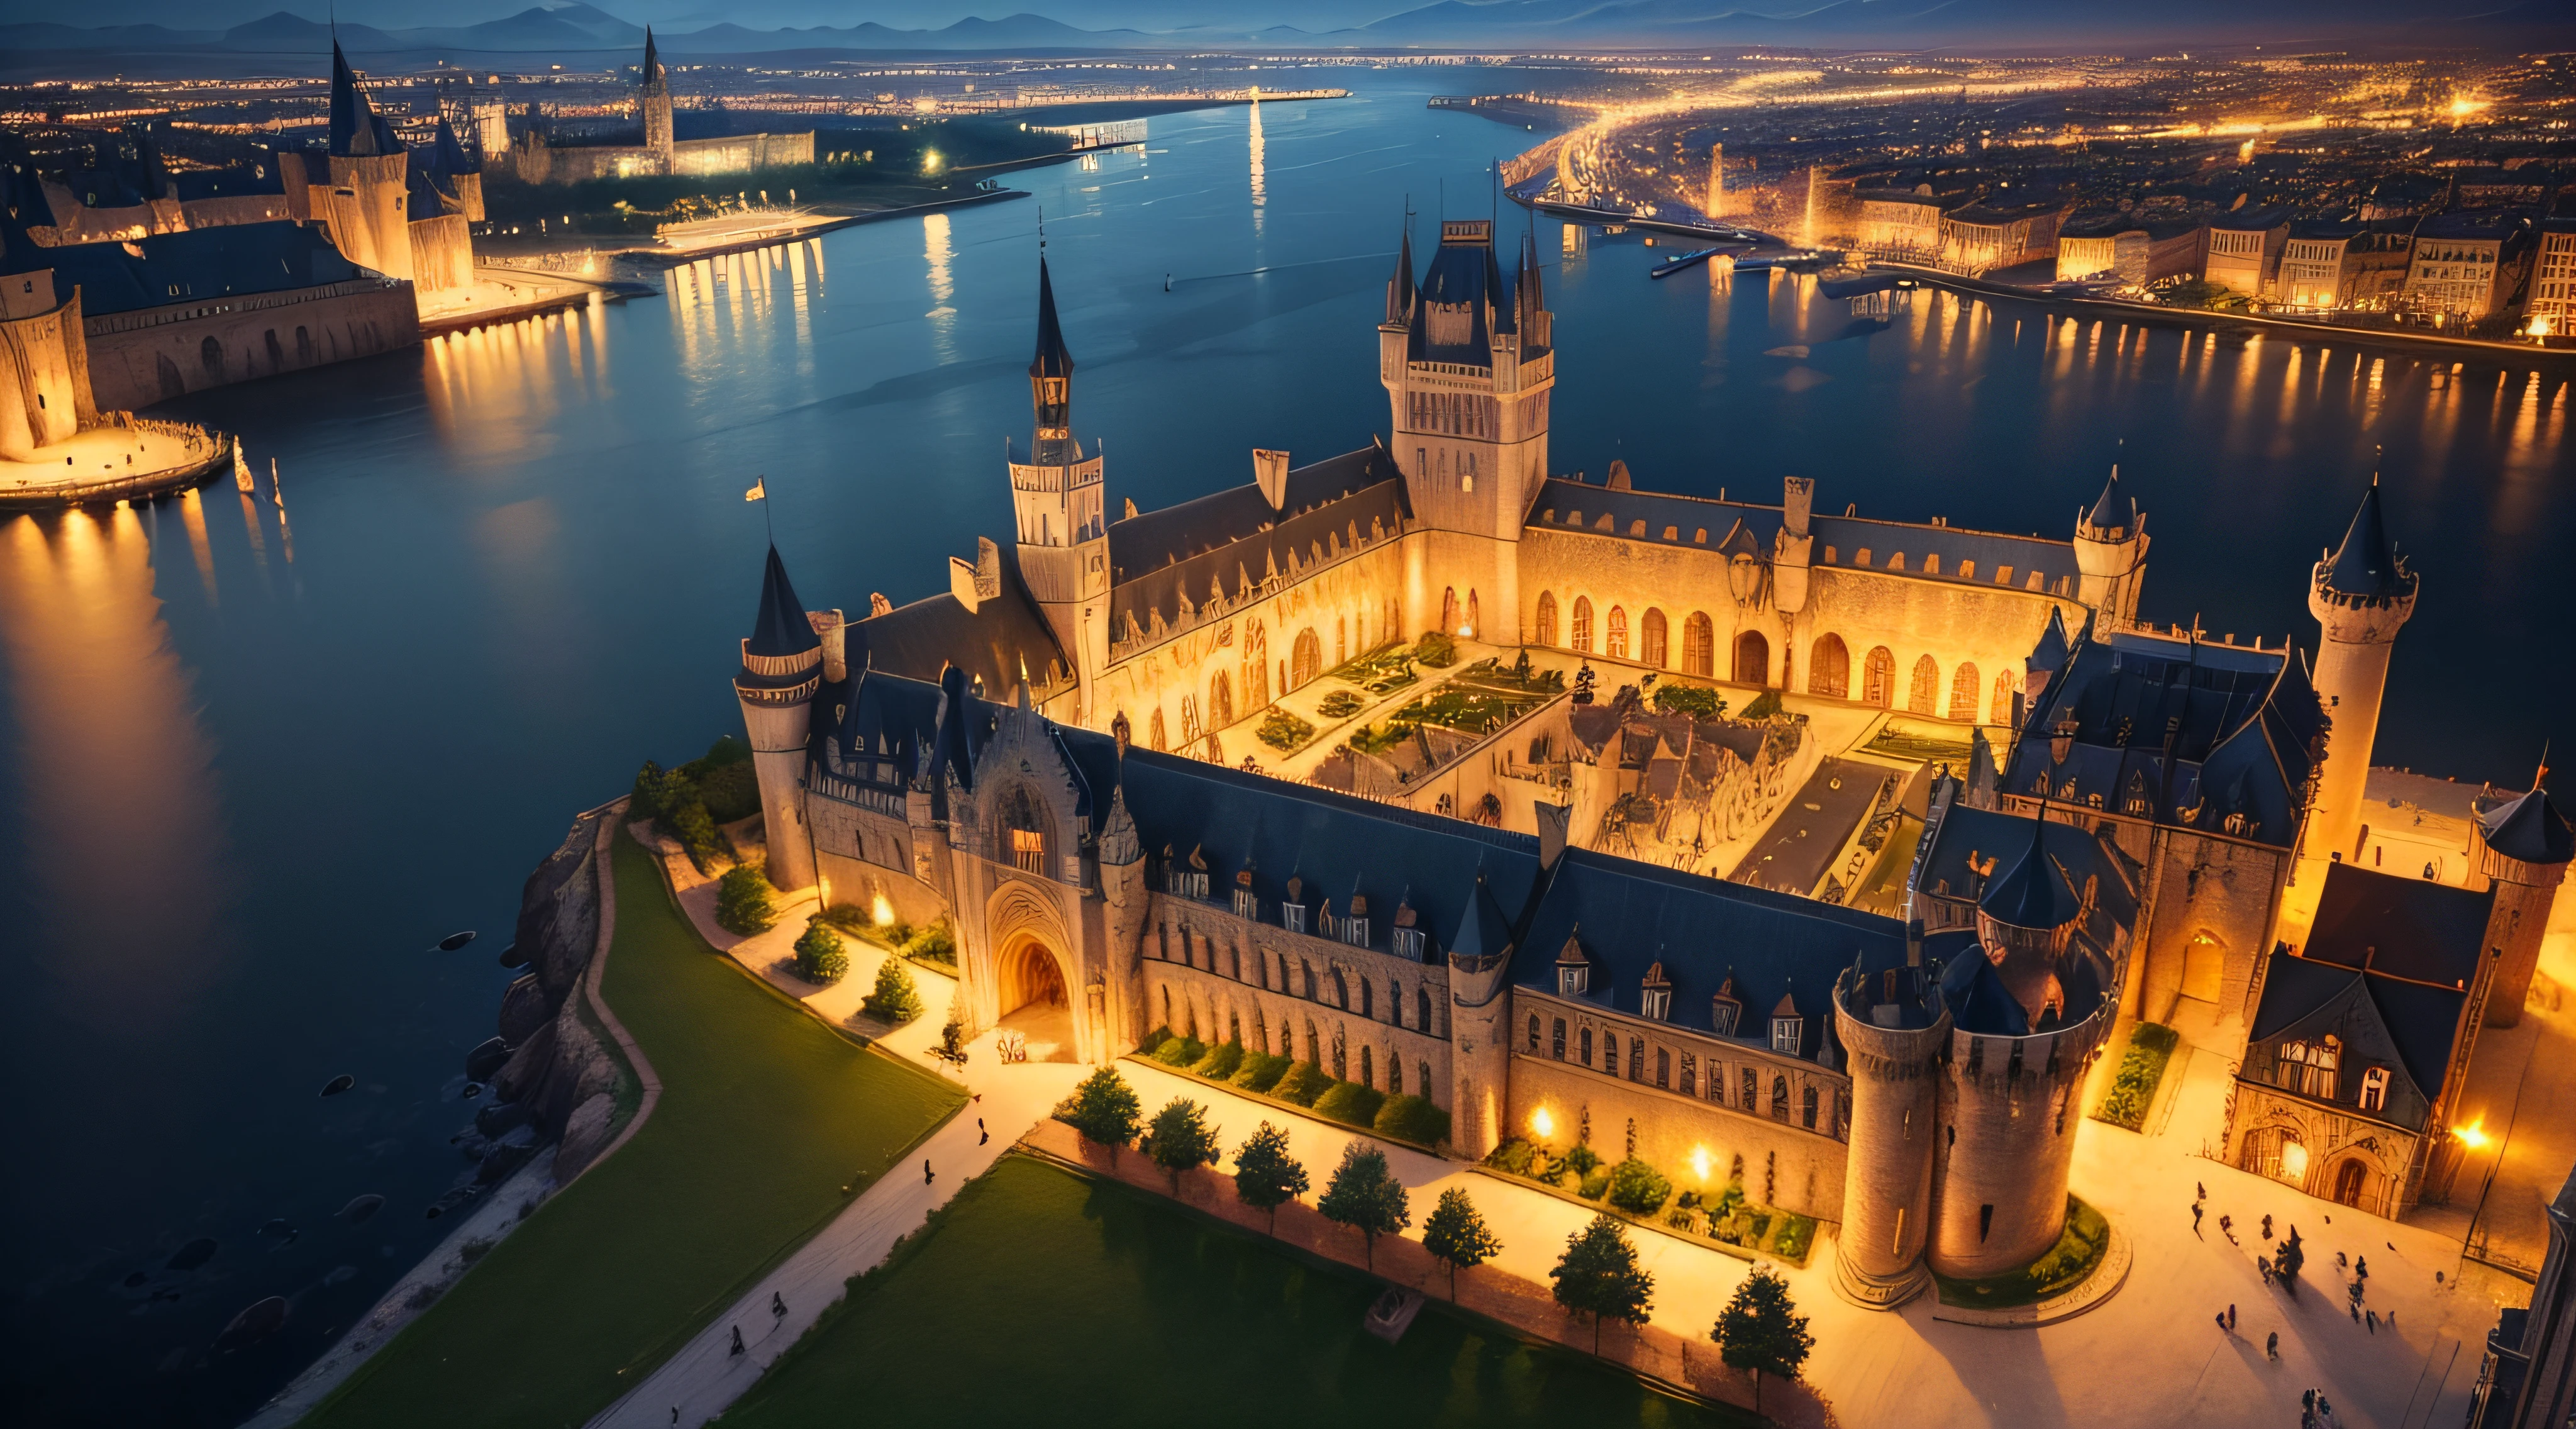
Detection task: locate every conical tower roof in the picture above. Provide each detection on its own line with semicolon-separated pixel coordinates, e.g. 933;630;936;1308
2028;605;2072;677
2481;784;2575;867
747;545;819;659
328;42;401;158
2086;465;2131;534
1029;254;1074;382
427;114;477;176
1385;216;1416;323
2324;477;2411;599
1979;813;2077;930
641;25;660;81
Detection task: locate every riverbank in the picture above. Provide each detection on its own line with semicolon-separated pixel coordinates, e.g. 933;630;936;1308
0;419;231;510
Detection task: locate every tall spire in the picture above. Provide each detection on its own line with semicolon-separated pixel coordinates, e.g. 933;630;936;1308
2085;464;2128;535
1979;812;2076;930
1385;210;1416;325
1028;252;1075;443
328;42;399;158
2323;475;2412;601
747;545;819;659
641;25;660;83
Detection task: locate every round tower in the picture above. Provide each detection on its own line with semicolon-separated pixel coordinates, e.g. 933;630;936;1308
2306;477;2418;872
2475;778;2573;1028
735;545;823;892
1831;963;1948;1309
1929;816;2115;1280
1444;874;1517;1160
2071;465;2148;628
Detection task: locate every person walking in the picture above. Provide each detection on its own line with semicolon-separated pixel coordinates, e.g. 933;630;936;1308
730;1324;745;1356
2216;1311;2229;1333
2198;1181;2207;1202
2228;1303;2238;1330
2351;1301;2362;1324
2261;1256;2274;1286
979;1117;989;1146
771;1290;786;1319
2192;1202;2204;1236
2267;1330;2279;1359
2356;1255;2368;1281
2366;1308;2377;1334
923;1159;935;1186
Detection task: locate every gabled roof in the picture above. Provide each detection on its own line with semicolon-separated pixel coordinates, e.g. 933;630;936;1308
2028;605;2072;676
857;544;1070;704
2247;947;2458;1123
1979;812;2079;930
2323;479;2412;601
1106;446;1406;639
2303;861;2492;991
425;115;478;177
3;215;369;313
747;545;819;659
2479;784;2575;867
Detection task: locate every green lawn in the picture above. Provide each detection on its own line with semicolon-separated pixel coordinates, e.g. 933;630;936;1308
717;1157;1750;1428
306;830;963;1429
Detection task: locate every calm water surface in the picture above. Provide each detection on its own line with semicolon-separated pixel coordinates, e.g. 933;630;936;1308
4;69;2569;1426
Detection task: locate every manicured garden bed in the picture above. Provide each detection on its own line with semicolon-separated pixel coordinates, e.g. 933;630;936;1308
1481;1139;1817;1268
304;830;963;1429
1326;640;1422;695
1931;1195;2112;1309
1134;1030;1450;1150
714;1156;1746;1427
2090;1022;2179;1132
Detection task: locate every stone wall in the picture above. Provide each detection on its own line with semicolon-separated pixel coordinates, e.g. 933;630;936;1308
2138;829;2289;1031
1507;1047;1851;1222
80;280;418;409
0;288;87;460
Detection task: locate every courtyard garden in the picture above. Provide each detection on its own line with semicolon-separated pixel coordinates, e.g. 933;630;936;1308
1327;640;1424;696
1481;1139;1817;1267
302;831;963;1429
1929;1194;2112;1309
2090;1021;2180;1132
1346;660;1562;757
712;1155;1749;1427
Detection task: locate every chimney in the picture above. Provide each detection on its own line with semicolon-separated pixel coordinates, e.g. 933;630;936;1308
1254;448;1291;511
1536;799;1573;870
816;608;847;682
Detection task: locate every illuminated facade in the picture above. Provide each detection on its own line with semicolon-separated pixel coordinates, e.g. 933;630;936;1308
509;31;816;186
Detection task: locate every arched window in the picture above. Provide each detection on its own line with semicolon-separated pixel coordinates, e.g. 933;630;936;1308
1655;1047;1670;1087
1641;608;1668;667
1389;1055;1403;1094
199;335;225;376
1528;1013;1541;1051
1360;1044;1374;1088
1291;629;1321;687
1810;634;1850;698
1418;1061;1432;1098
1572;597;1594;652
1441;587;1459;638
1149;706;1168;750
1601;1031;1617;1073
2307;1035;2343;1101
1209;670;1234;730
1908;655;1941;714
1802;1085;1819;1128
1179;694;1202;744
1245;620;1270;709
1360;978;1374;1018
1536;591;1559;647
1992;668;2019;725
1947;661;1981;723
1607;606;1629;659
999;786;1048;874
1418;986;1433;1033
1255;1010;1267;1052
1734;630;1770;686
1771;1075;1790;1121
1682;612;1714;676
1304;1020;1319;1065
1863;646;1896;707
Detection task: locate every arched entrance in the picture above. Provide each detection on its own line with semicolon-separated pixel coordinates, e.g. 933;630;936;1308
1733;630;1769;686
997;935;1077;1062
2332;1158;2368;1209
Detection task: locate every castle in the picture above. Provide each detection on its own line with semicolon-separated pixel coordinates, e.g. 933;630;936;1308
724;220;2568;1306
507;31;814;186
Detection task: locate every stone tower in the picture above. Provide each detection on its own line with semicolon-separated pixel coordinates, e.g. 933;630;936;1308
2071;465;2148;626
1445;872;1519;1161
1011;253;1109;713
2305;477;2417;872
1930;816;2115;1279
1831;961;1946;1308
323;42;414;284
638;28;674;173
735;545;823;891
2476;779;2573;1028
1380;218;1553;642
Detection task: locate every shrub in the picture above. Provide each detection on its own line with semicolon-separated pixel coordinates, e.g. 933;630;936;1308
2094;1021;2179;1130
1230;1052;1291;1094
1059;1067;1142;1158
695;759;762;824
1740;689;1784;720
1271;1061;1332;1106
668;796;720;869
1316;690;1367;720
714;863;777;935
792;922;849;984
692;734;752;770
1137;1026;1172;1055
1773;1213;1817;1263
1606;1157;1674;1215
1562;1142;1601;1177
1150;1035;1207;1068
904;920;956;967
1413;631;1458;667
628;759;669;819
1651;683;1727;720
1311;1081;1386;1128
860;958;924;1024
1191;1040;1245;1081
1482;1137;1536;1176
2025;1196;2110;1294
1372;1094;1452;1147
1255;709;1316;752
1579;1168;1611;1200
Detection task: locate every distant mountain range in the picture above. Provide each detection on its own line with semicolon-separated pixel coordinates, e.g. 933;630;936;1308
4;0;2569;55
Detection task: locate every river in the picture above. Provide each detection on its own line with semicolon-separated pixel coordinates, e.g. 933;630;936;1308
3;68;2568;1427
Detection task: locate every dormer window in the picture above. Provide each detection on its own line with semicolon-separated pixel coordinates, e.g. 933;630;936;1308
1394;926;1424;959
1282;902;1308;934
1640;963;1673;1022
1232;887;1258;920
1771;1016;1803;1055
1339;893;1370;947
1711;987;1742;1037
2360;1064;2389;1113
1556;933;1590;998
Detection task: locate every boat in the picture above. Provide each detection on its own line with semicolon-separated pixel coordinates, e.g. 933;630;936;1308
1650;246;1723;279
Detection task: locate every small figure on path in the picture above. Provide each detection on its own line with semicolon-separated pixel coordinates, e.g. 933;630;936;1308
730;1325;745;1356
2267;1330;2279;1359
2336;1250;2348;1270
2192;1203;2204;1236
2262;1213;2274;1240
979;1117;989;1146
2216;1311;2228;1333
2351;1301;2362;1323
2228;1303;2238;1330
672;1409;679;1425
2366;1309;2377;1334
2261;1256;2274;1286
771;1291;786;1319
2356;1255;2368;1281
923;1159;935;1186
2198;1181;2207;1202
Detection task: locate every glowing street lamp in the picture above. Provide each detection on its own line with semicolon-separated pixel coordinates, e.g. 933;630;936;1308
1530;1106;1555;1144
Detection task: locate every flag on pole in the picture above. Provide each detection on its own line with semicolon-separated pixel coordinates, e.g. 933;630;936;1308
745;478;767;502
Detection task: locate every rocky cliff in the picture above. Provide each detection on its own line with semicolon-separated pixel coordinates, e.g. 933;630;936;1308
484;806;634;1184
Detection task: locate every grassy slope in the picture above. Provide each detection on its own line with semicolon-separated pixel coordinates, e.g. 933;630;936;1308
304;831;962;1429
718;1157;1750;1428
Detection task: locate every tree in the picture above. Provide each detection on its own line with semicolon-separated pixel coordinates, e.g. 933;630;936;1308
1421;1187;1501;1301
791;921;849;985
1713;1264;1814;1414
1606;1157;1673;1215
1230;1121;1308;1233
1551;1213;1654;1354
1316;1142;1411;1269
860;957;923;1023
1146;1098;1219;1192
1062;1067;1142;1165
2275;1225;2306;1296
714;862;776;935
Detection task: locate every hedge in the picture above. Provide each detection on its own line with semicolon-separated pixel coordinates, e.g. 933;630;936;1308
1372;1093;1450;1147
1229;1052;1291;1094
1311;1082;1387;1129
1150;1035;1209;1069
1270;1061;1333;1106
1191;1040;1246;1081
1605;1157;1672;1215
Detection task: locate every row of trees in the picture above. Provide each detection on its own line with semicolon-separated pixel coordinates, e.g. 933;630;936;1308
1057;1067;1813;1407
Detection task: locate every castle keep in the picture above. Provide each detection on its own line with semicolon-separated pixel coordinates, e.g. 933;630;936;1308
724;220;2567;1304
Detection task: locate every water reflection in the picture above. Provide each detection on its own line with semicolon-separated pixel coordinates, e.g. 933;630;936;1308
924;213;957;359
0;509;228;1026
1249;99;1267;236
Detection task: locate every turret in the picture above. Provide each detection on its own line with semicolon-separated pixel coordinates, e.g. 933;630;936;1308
2304;477;2418;873
1831;960;1948;1308
1010;253;1108;716
734;545;823;891
1446;870;1519;1159
2477;777;2573;1028
637;28;673;170
2071;465;2148;626
320;42;413;283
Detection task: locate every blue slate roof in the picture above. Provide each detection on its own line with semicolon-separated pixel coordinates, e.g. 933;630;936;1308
2003;626;2321;848
328;42;403;159
1028;253;1073;382
1980;812;2079;929
2302;861;2491;992
1106;445;1407;637
2479;784;2574;867
2323;479;2414;602
747;545;819;660
856;542;1071;703
2248;947;2462;1125
1;212;372;315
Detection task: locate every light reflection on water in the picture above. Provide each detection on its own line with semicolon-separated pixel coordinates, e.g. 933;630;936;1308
2;69;2569;1428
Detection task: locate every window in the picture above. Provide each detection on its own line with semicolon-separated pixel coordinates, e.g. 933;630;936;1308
1741;1067;1758;1109
1772;1016;1803;1055
1683;613;1714;676
1360;1045;1374;1088
1863;646;1896;707
1948;661;1982;723
1579;1026;1593;1064
1283;903;1309;935
1009;827;1046;874
1641;608;1668;667
1802;1086;1819;1129
1528;1013;1541;1052
1418;987;1433;1032
2276;1040;2308;1091
1641;982;1671;1021
1679;1052;1696;1096
1552;1018;1567;1059
1360;979;1374;1018
1771;1075;1790;1121
1572;597;1594;652
1340;915;1370;947
1711;996;1740;1037
1536;591;1558;646
1419;1061;1433;1098
2360;1064;2390;1114
1628;1040;1644;1082
1233;888;1258;920
1734;630;1769;686
1560;964;1588;998
1607;606;1628;659
1655;1047;1670;1087
1810;633;1850;698
1909;655;1941;714
2305;1035;2343;1101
